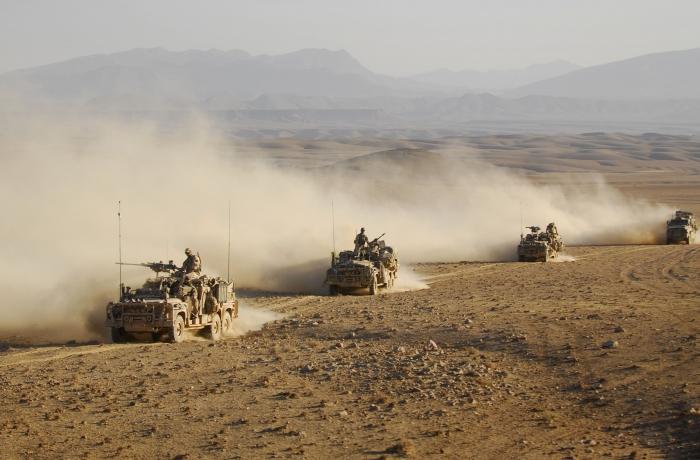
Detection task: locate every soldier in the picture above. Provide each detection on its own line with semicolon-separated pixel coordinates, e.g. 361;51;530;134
354;228;369;257
182;248;202;275
369;241;381;259
546;222;563;251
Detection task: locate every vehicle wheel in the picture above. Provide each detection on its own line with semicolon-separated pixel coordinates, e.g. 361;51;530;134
207;313;222;341
369;276;378;295
111;327;127;343
222;310;233;336
329;285;339;296
518;255;524;262
171;315;186;343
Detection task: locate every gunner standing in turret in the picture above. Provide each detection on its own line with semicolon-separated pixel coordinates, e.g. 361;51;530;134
354;228;369;257
182;248;201;275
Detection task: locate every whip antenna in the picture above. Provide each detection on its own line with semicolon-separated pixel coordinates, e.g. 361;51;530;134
227;200;231;283
331;199;336;254
519;200;524;238
118;200;123;299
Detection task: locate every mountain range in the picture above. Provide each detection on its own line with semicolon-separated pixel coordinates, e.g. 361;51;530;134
1;47;699;129
410;60;581;91
509;48;700;100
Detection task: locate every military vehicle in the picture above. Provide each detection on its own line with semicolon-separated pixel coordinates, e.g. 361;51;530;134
105;261;238;343
325;234;399;295
666;210;697;244
518;225;563;262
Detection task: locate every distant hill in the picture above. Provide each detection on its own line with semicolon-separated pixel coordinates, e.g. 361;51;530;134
2;47;700;131
509;48;700;100
395;93;700;123
411;60;580;91
0;47;424;110
322;148;442;171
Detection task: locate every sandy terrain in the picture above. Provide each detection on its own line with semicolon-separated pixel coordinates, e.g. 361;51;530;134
1;243;698;459
231;132;700;174
1;133;699;459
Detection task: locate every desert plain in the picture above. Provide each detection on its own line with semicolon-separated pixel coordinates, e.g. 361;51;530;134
1;132;699;459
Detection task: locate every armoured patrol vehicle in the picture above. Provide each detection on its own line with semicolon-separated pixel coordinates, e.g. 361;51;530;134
325;234;399;295
666;210;697;244
105;261;238;343
518;225;563;262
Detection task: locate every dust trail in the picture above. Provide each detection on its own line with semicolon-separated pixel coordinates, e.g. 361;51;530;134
0;115;672;341
226;304;283;337
552;254;577;263
123;304;281;342
182;331;209;342
390;268;430;292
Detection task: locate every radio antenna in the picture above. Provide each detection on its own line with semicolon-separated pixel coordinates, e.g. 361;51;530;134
519;200;524;238
331;199;336;254
227;200;232;283
118;200;123;299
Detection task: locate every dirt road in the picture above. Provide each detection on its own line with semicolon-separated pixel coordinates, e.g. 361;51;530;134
1;245;698;459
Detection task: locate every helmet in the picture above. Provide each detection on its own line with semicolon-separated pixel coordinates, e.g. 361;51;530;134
360;227;365;232
185;248;192;255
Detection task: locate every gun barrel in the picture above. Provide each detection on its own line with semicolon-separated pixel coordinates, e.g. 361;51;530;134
114;262;179;272
372;232;386;241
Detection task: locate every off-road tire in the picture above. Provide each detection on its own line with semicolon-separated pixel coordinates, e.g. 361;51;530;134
222;310;233;335
171;315;186;343
518;255;525;262
208;313;222;341
111;327;127;343
329;285;340;296
369;276;378;295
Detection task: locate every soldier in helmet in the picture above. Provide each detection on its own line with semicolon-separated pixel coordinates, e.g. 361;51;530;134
182;248;201;275
546;222;562;251
353;228;369;258
179;248;202;319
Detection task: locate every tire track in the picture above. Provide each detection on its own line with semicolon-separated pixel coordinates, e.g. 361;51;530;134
620;246;700;295
0;343;142;368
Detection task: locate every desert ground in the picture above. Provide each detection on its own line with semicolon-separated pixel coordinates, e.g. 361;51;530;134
1;133;699;459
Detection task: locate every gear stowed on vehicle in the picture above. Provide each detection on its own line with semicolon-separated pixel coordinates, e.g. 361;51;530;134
666;210;697;245
325;230;400;295
106;249;239;343
517;222;563;262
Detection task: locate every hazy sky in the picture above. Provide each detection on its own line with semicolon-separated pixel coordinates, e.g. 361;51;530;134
2;0;699;75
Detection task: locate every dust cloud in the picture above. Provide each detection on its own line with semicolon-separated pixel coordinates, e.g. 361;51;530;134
179;304;280;341
551;254;577;263
227;304;284;337
0;115;671;341
391;268;430;292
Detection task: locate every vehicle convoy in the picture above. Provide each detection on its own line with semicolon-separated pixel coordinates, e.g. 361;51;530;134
325;232;399;295
666;210;697;244
518;223;563;262
105;259;238;343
